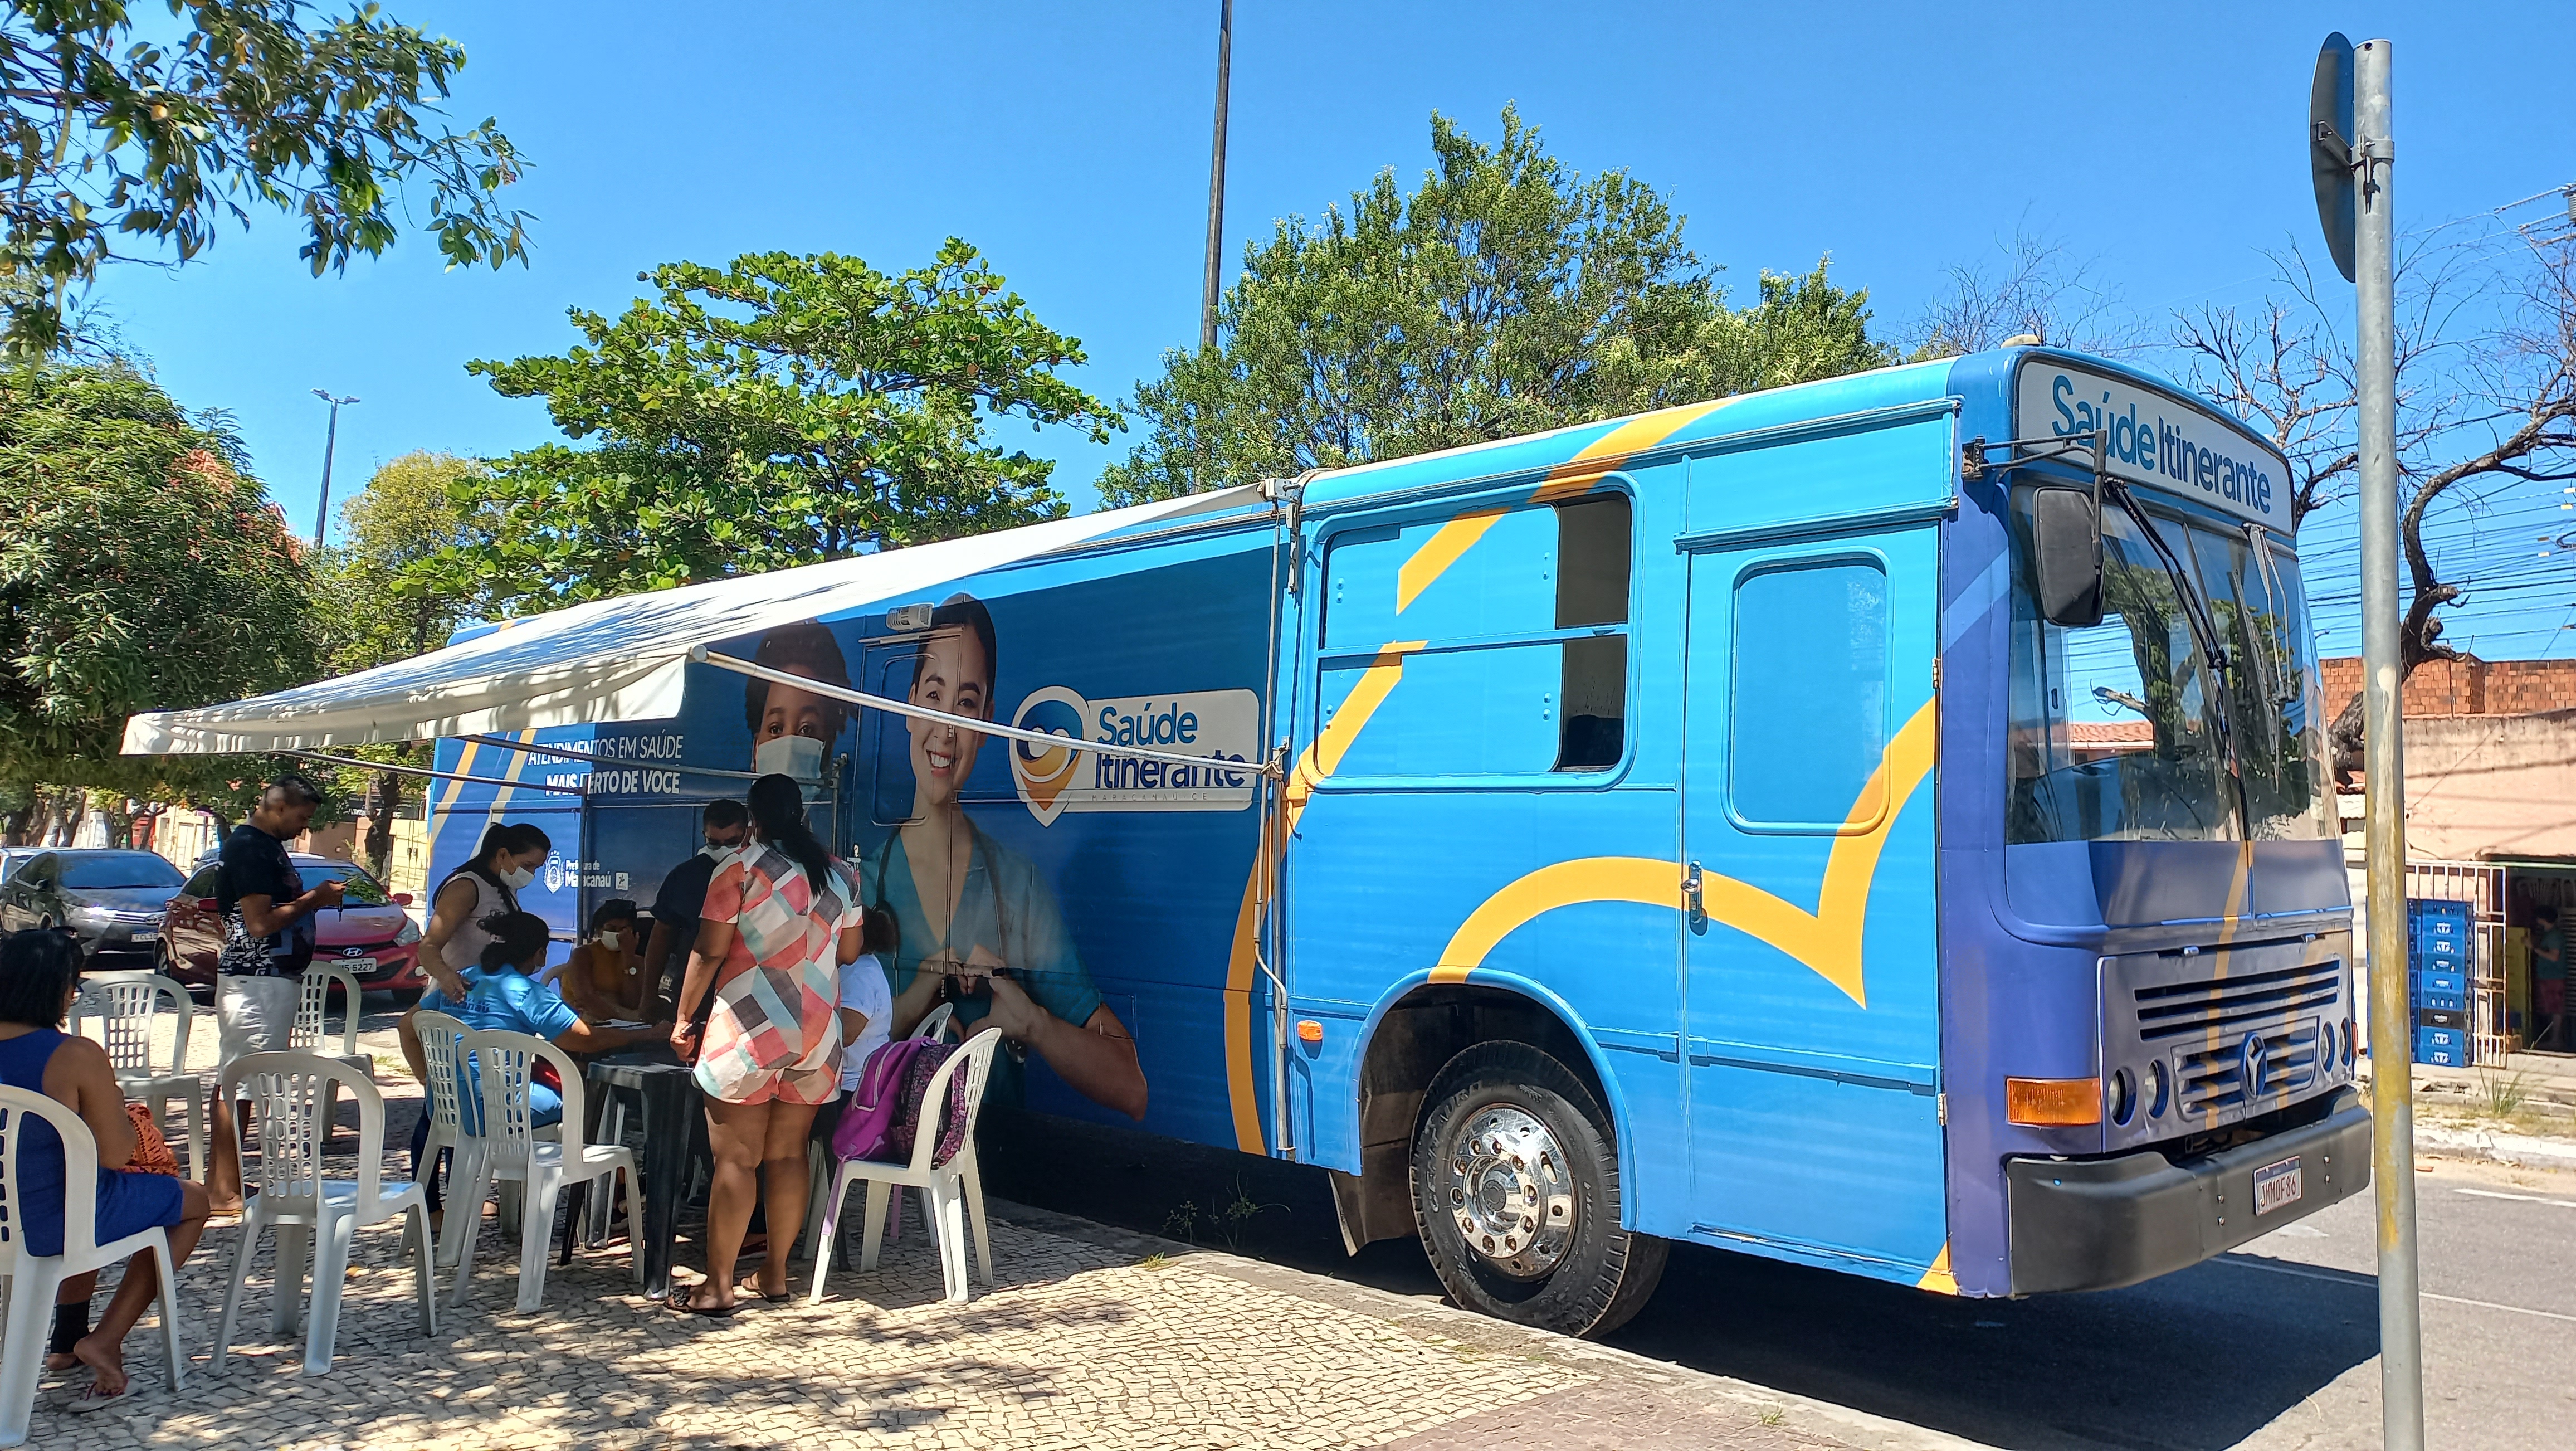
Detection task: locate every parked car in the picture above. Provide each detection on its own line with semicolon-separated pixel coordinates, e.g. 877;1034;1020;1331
160;853;425;997
0;849;189;970
0;846;45;884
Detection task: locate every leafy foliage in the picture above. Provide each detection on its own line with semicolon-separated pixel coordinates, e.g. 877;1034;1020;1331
0;1;529;353
1097;107;1893;505
431;242;1123;612
0;362;319;798
311;449;497;669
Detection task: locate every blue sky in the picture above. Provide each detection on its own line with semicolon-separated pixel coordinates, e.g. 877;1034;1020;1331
89;1;2576;658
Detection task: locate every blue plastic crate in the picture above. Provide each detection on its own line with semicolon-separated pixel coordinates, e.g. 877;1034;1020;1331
2414;988;2468;1015
2414;1025;2471;1067
2414;1006;2468;1030
2416;967;2469;997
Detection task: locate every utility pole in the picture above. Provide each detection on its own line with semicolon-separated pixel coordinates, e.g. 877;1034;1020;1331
2315;31;2424;1451
311;389;360;546
1200;0;1233;354
2352;39;2424;1451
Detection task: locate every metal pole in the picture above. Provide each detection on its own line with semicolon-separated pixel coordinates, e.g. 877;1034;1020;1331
1199;0;1233;355
311;389;359;546
2353;37;2426;1451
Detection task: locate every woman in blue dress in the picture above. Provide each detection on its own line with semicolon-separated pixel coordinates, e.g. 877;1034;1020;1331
0;930;211;1412
862;594;1148;1121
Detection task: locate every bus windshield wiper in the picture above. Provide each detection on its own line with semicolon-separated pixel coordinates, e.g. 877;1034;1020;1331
2110;482;2247;831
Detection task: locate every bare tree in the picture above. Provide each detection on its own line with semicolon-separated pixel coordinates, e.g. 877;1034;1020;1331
1907;222;2130;358
2173;225;2576;781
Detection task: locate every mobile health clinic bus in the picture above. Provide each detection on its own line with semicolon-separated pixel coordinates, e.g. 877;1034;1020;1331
125;345;2371;1336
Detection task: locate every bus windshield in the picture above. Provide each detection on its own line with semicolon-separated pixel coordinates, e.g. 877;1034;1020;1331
2006;491;2333;844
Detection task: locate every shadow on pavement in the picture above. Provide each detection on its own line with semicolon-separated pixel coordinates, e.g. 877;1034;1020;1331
980;1109;2377;1451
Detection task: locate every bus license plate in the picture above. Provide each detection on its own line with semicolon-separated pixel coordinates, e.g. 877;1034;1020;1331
2253;1157;2304;1216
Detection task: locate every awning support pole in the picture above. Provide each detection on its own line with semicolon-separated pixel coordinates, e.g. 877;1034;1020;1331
691;647;1281;778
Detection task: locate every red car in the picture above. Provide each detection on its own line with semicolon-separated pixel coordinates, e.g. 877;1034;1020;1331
161;853;426;998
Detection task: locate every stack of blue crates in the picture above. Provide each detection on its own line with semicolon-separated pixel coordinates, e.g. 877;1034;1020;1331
2409;897;2473;1066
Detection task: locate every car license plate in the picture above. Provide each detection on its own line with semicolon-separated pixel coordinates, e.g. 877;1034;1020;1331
340;957;377;974
2253;1156;2304;1216
129;927;157;942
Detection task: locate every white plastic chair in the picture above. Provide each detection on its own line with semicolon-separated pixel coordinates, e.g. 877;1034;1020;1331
442;1029;637;1311
809;1028;1003;1305
793;1002;959;1259
70;972;208;1181
211;1053;435;1377
411;1010;473;1269
295;965;372;1141
0;1086;184;1446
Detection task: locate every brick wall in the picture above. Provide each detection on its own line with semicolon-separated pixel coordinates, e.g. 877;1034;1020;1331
2318;654;2576;718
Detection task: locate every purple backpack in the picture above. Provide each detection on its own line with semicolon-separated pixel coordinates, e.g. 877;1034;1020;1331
831;1036;972;1168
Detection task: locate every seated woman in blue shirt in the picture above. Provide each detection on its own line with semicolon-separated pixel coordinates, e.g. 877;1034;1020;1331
0;929;212;1412
398;912;665;1224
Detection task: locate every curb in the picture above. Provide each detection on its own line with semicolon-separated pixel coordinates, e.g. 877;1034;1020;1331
2413;1122;2576;1170
987;1195;2006;1451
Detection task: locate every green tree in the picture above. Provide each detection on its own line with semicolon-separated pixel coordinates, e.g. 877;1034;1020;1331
310;449;497;871
431;242;1123;612
1097;107;1892;505
0;362;323;825
1;1;529;354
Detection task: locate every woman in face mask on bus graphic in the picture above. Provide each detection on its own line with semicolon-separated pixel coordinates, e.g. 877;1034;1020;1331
861;593;1148;1121
745;621;852;789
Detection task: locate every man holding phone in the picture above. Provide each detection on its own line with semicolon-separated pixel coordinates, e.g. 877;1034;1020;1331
205;775;343;1215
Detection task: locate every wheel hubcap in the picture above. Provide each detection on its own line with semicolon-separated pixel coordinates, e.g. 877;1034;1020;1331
1442;1103;1575;1279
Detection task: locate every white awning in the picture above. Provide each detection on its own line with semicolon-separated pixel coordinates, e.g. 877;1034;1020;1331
123;487;1266;756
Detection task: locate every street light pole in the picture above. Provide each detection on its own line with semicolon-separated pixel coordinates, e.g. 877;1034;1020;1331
311;389;359;547
2350;38;2426;1451
1200;0;1233;355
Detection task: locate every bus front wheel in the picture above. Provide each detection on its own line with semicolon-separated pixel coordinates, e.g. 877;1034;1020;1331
1409;1040;1667;1338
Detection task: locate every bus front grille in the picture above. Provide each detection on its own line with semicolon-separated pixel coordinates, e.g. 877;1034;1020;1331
2131;962;2344;1043
2177;1020;2325;1116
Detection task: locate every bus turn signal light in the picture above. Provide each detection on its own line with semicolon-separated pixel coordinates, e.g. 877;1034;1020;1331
1296;1020;1324;1045
2006;1077;2101;1126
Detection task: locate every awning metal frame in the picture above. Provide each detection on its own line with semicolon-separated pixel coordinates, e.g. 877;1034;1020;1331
691;647;1282;779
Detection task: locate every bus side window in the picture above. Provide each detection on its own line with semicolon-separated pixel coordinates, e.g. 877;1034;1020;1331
1555;494;1631;771
1729;558;1890;830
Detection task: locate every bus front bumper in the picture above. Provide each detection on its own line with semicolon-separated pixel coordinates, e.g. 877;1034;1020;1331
2005;1089;2373;1295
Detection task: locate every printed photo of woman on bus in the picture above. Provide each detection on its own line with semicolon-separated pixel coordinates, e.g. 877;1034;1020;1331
858;593;1149;1121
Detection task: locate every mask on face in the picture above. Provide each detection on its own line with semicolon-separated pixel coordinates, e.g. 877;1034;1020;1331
597;929;623;951
754;733;826;784
701;840;735;861
498;864;537;891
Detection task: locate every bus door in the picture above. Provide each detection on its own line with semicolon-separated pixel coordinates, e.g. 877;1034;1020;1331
1678;509;1946;1275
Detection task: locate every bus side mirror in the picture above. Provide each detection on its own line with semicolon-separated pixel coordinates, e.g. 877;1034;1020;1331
2033;486;2105;627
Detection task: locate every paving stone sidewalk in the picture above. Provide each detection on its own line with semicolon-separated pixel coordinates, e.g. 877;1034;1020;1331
50;1002;1950;1451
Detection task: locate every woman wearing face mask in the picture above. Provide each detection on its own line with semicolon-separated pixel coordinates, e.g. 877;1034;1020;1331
745;621;852;787
861;593;1148;1122
550;899;647;1022
396;824;552;1123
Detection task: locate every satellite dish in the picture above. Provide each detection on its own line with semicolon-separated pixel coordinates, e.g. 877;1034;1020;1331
2310;32;2358;283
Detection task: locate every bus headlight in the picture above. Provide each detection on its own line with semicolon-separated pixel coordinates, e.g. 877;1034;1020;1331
2146;1059;2170;1118
2316;1021;2336;1075
2107;1068;2136;1126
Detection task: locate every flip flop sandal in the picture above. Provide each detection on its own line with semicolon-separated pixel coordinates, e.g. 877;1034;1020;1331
662;1287;735;1319
65;1380;132;1415
734;1280;792;1304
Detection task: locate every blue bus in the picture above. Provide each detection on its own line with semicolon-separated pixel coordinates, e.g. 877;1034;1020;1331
408;346;2369;1335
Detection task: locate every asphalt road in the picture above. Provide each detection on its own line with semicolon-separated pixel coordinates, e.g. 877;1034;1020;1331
982;1113;2576;1451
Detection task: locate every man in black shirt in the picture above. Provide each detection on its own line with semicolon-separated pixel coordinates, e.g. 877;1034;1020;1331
639;799;749;1019
207;776;343;1214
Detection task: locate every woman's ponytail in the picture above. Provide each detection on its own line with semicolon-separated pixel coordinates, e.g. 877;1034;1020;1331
747;773;833;888
476;910;552;975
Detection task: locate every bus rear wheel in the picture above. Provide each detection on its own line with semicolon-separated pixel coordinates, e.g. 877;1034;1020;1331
1409;1040;1666;1338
